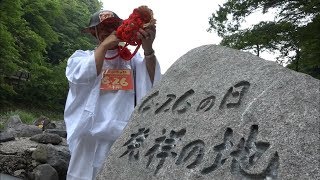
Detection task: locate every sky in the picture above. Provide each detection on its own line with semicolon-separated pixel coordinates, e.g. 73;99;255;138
101;0;276;74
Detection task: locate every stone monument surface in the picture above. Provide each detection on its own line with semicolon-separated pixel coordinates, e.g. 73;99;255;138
97;45;319;180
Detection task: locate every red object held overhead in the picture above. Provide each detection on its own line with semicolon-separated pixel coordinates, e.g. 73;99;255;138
105;6;155;61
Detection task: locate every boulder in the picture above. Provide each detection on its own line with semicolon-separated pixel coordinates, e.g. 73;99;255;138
30;133;62;145
97;45;320;180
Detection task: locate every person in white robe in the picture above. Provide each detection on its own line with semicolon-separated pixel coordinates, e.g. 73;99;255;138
64;10;161;180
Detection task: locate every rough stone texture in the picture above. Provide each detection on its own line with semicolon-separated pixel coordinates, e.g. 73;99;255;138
45;129;67;138
97;45;320;180
0;131;15;142
6;124;43;138
4;115;42;138
32;145;48;163
6;116;22;128
30;133;62;145
45;144;70;180
0;138;39;154
0;173;23;180
0;150;33;179
52;120;66;131
0;137;69;179
33;164;59;180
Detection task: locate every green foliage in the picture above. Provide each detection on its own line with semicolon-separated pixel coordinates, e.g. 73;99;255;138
209;0;320;79
1;110;36;124
0;108;64;130
1;107;63;121
0;0;102;110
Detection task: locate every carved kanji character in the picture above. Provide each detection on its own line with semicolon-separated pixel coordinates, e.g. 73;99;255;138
219;81;250;109
119;128;150;161
172;89;195;114
229;125;279;179
176;140;205;169
155;94;176;114
138;91;159;116
145;128;186;175
201;128;234;174
197;95;216;112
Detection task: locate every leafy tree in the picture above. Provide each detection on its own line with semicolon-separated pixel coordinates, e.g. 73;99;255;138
0;0;102;110
209;0;320;79
0;0;28;105
47;0;100;64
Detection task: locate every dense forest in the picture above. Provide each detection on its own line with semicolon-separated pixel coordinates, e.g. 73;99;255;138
0;0;102;111
208;0;320;79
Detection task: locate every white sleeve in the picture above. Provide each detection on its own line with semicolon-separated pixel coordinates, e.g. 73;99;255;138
133;53;161;104
66;50;97;84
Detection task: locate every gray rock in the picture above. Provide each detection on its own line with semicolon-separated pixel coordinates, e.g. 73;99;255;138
30;133;62;145
0;137;69;178
52;120;66;130
0;131;15;142
0;151;31;179
0;137;39;154
6;124;42;137
97;45;320;180
45;129;67;138
6;116;22;128
13;170;25;178
32;144;48;163
0;173;23;180
33;164;59;180
46;144;70;180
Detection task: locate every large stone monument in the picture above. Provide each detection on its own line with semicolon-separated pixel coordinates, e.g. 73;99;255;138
97;45;319;180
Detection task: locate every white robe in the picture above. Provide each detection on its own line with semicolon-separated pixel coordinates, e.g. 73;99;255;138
64;49;161;180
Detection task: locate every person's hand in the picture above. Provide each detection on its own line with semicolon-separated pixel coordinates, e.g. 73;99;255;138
100;31;120;49
95;31;120;75
137;25;156;54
